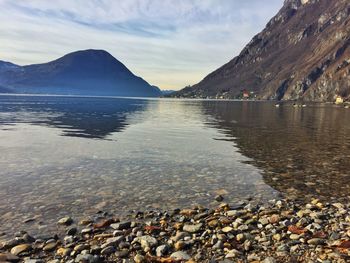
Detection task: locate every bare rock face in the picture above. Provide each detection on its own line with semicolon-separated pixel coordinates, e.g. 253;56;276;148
173;0;350;102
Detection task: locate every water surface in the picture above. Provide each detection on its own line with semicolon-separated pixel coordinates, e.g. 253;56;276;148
0;95;349;236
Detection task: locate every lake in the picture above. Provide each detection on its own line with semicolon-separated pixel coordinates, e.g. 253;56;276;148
0;95;349;237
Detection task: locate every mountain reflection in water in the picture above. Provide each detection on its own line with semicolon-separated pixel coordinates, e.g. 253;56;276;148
0;95;148;139
201;101;350;199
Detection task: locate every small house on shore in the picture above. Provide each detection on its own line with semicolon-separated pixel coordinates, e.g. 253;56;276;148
242;90;250;99
335;96;344;104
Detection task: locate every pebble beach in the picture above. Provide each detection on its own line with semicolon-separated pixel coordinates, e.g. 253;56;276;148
1;197;350;263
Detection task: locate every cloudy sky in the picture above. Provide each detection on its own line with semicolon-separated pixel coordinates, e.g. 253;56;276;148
0;0;283;90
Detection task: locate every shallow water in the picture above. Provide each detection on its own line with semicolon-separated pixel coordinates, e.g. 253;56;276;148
0;95;349;236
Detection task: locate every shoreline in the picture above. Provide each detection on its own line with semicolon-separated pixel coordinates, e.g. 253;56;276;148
1;198;350;262
1;93;349;106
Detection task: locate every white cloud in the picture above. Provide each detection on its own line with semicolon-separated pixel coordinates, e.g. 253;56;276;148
0;0;283;89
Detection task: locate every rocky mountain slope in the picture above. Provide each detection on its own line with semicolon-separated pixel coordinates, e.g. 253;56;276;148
0;50;161;97
173;0;350;102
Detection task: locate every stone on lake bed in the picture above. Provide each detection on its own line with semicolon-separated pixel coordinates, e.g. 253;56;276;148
307;238;326;245
183;223;203;233
269;214;280;224
1;239;22;249
222;226;234;233
171;231;190;242
290;234;300;240
170;251;191;260
75;254;98;263
23;234;35;243
93;219;114;229
259;218;269;226
215;195;224;202
332;203;344;210
180;209;197;216
115;249;129;258
134;235;158;250
101;236;124;248
156;244;169;257
225;249;241;258
194;212;209;220
236;233;245;242
110;221;131;230
10;244;32;256
81;228;93;234
66;227;77;236
56;247;71;257
208;219;219;228
64;235;74;245
74;244;90;252
263;257;277;263
79;218;93;225
100;246;115;255
134;254;145;263
23;218;36;224
226;210;238;217
174;241;186;251
0;252;20;262
23;259;44;263
273;233;282;241
57;216;73;225
43;241;57;252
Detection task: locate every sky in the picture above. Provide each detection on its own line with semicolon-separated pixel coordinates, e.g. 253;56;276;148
0;0;283;90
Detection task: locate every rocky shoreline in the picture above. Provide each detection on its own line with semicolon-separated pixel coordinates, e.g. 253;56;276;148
1;198;350;263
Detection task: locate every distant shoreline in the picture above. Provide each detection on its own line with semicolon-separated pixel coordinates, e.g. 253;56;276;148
1;93;348;105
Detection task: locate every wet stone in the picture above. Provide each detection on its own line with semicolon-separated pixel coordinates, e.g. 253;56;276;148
23;259;44;263
81;228;93;235
156;244;169;257
115;249;129;258
183;223;202;233
134;235;158;251
194;212;209;220
74;244;90;252
0;253;20;262
171;232;190;242
75;254;100;263
170;251;191;260
10;244;32;256
57;217;73;226
100;246;115;255
110;221;131;230
43;241;57;252
215;195;224;202
56;247;71;257
307;238;326;246
222;226;234;233
66;227;77;236
134;254;145;263
263;257;276;263
101;236;124;248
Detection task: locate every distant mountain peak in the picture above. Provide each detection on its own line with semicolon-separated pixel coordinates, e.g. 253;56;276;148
50;49;120;64
58;49;116;60
0;60;20;70
0;50;161;97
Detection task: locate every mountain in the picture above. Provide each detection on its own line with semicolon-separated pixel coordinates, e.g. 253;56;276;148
0;61;20;71
0;50;161;97
172;0;350;102
161;90;176;96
